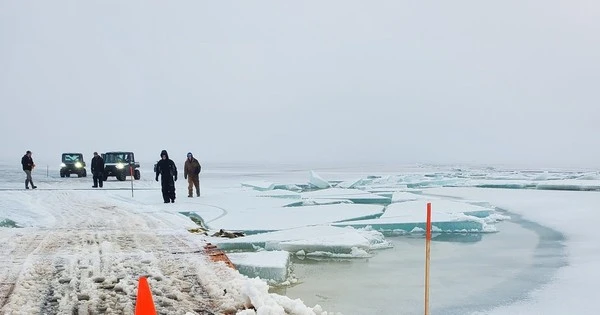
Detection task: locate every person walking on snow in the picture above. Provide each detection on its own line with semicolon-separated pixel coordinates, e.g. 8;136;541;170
91;152;105;188
21;150;37;189
184;152;201;197
155;150;177;203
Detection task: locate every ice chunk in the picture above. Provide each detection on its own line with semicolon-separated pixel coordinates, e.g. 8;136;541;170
302;246;372;258
308;171;331;189
303;188;366;197
391;191;435;203
207;203;384;233
256;189;301;199
363;188;407;199
0;218;20;228
179;204;230;224
535;179;600;191
273;184;303;191
368;175;400;186
284;199;353;207
336;178;370;189
227;251;290;282
575;173;600;180
333;213;496;235
302;188;391;205
463;179;536;189
384;200;495;219
241;181;276;191
333;207;493;234
214;225;390;255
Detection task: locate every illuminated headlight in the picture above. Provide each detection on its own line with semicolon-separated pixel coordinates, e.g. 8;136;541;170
75;162;83;168
60;163;66;167
116;163;125;169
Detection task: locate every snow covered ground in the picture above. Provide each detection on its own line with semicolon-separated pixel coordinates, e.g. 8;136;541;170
1;163;599;314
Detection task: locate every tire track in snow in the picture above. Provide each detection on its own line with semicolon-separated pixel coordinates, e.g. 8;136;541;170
0;230;50;309
1;190;227;314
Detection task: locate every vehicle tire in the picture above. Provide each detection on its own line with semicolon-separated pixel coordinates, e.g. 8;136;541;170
117;173;126;181
82;170;87;177
134;170;140;180
60;172;65;178
103;174;108;181
66;173;71;178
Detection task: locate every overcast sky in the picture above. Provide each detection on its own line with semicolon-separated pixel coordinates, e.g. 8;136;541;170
1;1;599;169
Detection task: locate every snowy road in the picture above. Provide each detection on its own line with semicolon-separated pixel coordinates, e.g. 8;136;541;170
0;187;259;314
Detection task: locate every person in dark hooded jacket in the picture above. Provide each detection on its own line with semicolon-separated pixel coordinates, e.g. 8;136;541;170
155;150;177;203
21;150;36;189
91;152;105;188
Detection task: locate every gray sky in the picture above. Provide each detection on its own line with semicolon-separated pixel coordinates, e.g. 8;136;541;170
1;1;599;169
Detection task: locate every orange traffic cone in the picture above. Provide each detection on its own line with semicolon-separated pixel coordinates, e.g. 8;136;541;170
135;277;156;315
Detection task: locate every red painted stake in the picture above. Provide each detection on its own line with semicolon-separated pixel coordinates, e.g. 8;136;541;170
425;202;432;315
426;202;432;241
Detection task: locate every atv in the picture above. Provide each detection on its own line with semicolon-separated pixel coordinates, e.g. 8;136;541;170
101;152;141;181
60;153;87;178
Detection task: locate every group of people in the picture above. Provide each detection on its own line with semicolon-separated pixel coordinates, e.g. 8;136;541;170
21;150;203;203
155;150;202;203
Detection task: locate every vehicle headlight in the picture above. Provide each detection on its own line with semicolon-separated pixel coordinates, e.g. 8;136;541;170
60;163;66;167
116;163;125;169
75;162;82;168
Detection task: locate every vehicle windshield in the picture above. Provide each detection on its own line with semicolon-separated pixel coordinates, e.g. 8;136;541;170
62;154;83;163
104;153;131;164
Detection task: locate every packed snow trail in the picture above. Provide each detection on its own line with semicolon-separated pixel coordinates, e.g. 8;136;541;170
0;189;276;314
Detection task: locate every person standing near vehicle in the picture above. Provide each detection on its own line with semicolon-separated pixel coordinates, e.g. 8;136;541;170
21;150;36;189
91;152;105;188
155;150;177;203
183;152;201;197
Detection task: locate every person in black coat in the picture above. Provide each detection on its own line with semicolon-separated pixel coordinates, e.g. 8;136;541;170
155;150;177;203
91;152;105;188
21;150;37;189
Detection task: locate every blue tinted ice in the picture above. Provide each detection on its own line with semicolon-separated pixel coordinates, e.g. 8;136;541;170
241;181;276;191
227;251;291;282
214;225;390;255
206;203;384;233
309;171;331;189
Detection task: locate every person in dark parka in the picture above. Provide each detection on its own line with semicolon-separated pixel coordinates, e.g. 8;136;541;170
21;150;36;189
91;152;105;188
155;150;177;203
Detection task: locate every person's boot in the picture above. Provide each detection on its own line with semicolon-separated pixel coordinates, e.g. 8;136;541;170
196;188;200;197
32;185;37;189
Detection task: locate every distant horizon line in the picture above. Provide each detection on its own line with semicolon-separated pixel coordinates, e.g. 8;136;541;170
0;158;597;173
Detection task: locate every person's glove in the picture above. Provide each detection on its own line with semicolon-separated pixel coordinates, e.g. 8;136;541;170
155;176;159;182
174;175;178;181
184;175;187;180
